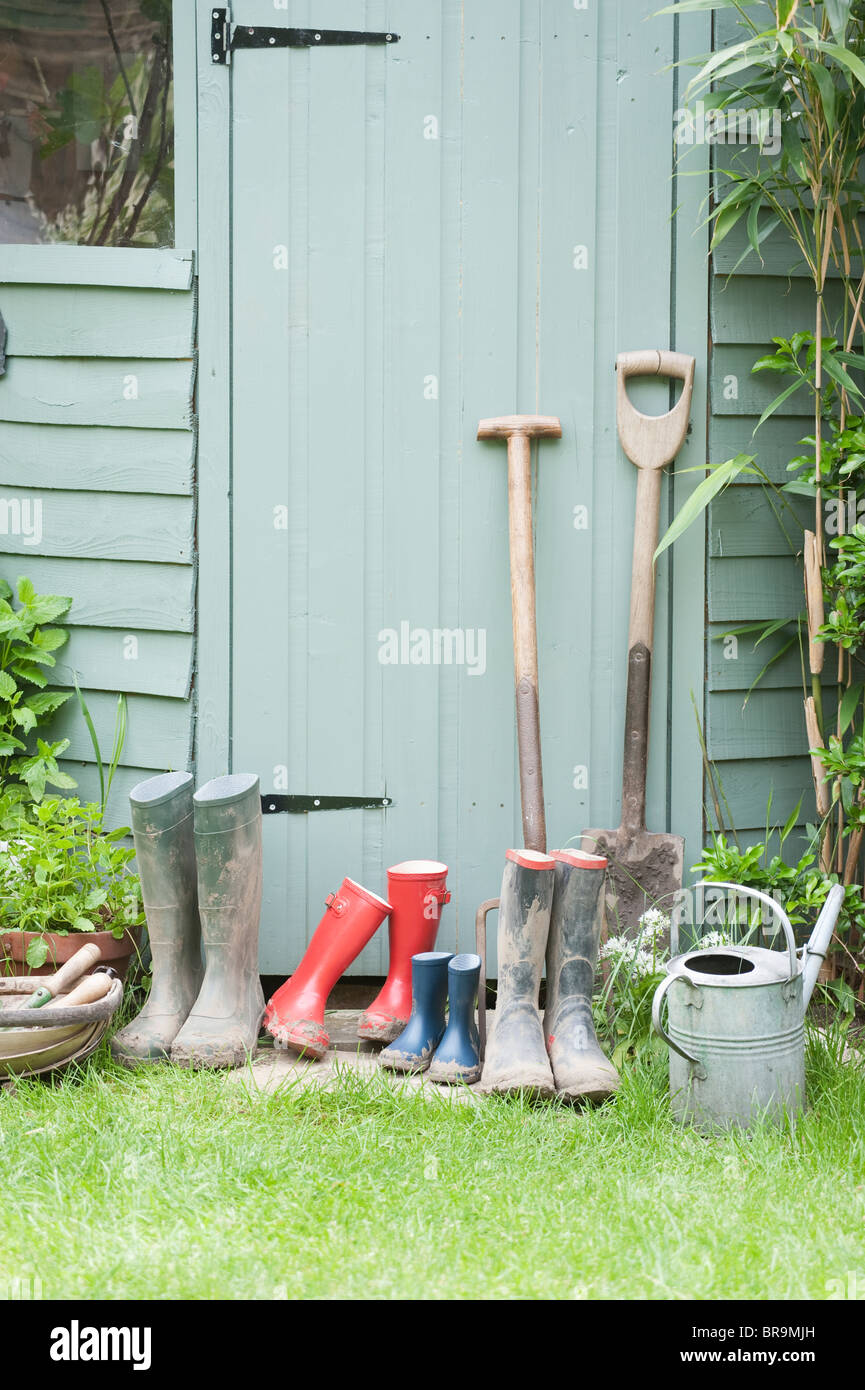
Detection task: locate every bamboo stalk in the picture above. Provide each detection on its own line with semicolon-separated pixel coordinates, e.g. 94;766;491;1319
804;530;825;677
805;695;833;874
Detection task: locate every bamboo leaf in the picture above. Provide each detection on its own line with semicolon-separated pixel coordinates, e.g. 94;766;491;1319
755;376;808;429
654;455;757;563
742;632;798;710
807;60;836;137
839;681;863;735
823;0;853;44
818;42;865;92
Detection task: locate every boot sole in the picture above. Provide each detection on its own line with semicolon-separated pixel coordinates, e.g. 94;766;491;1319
428;1063;482;1086
357;1017;405;1043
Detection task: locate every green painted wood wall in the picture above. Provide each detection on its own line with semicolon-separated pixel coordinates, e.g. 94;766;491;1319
704;11;821;851
0;246;197;824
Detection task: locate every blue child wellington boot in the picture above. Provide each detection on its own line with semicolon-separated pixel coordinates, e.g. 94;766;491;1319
170;773;266;1070
428;953;482;1085
544;849;620;1103
379;951;453;1072
480;849;557;1099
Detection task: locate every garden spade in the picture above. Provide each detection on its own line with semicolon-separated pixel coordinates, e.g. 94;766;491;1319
582;349;695;931
477;413;562;851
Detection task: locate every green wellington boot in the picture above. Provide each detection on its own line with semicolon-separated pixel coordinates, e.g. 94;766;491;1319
544;849;620;1102
111;771;202;1065
170;773;265;1069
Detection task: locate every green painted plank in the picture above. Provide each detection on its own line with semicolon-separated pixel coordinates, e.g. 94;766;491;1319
713;222;825;279
0;358;195;429
536;0;602;866
707;688;815;759
708;486;808;557
0;488;193;563
672;2;713;881
711;276;846;344
708;556;803;621
0;285;195;359
711;346;814;416
55;628;194;700
0;247;193;290
709;414;811;485
706;621;817;692
50;691;193;771
708;756;816;833
194;0;232;781
0;556;194;632
0;422;193;495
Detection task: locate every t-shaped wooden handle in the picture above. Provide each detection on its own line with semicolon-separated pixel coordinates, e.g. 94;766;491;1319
477;413;562;852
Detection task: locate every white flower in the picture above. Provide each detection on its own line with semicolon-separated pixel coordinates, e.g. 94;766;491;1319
697;928;732;949
638;907;670;943
600;934;629;962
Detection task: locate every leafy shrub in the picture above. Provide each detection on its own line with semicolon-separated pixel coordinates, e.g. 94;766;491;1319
0;576;75;803
0;795;144;969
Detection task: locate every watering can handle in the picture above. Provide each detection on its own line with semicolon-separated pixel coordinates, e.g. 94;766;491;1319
694;880;799;981
651;973;707;1079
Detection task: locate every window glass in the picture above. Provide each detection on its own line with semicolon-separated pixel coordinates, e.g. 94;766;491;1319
0;0;174;246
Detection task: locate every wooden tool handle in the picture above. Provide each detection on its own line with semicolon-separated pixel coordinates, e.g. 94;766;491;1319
45;972;113;1009
616;349;696;470
507;433;546;852
616;350;695;839
42;942;102;997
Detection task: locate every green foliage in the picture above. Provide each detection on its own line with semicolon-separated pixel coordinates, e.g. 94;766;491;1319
0;576;75;804
694;832;865;943
594;909;674;1067
0;794;143;962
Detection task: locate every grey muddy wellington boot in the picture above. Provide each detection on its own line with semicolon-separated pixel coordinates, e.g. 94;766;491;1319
480;849;556;1099
544;849;620;1103
170;773;266;1069
111;771;203;1066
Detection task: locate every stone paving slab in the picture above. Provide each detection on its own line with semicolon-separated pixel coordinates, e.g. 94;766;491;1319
224;1009;484;1103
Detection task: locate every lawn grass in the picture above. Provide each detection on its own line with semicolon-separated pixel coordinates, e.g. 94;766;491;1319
0;1030;864;1300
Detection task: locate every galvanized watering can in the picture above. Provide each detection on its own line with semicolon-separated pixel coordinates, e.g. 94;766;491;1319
652;880;844;1129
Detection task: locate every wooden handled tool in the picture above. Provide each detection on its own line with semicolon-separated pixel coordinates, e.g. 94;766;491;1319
43;971;114;1009
582;350;695;930
477;413;562;852
24;942;103;1009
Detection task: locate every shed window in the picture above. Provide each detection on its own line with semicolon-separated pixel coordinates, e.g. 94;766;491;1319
0;0;174;246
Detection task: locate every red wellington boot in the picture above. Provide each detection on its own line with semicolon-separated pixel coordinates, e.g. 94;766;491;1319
264;878;392;1058
358;860;451;1043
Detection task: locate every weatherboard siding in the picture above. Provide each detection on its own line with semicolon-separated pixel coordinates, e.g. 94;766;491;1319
0;247;196;826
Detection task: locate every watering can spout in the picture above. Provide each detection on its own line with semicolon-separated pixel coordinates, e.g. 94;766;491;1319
801;883;844;1009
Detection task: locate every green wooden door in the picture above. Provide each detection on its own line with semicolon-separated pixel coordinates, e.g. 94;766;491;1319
196;0;709;975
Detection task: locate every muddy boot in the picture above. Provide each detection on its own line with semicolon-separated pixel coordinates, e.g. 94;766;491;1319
170;773;265;1070
379;951;452;1072
111;772;202;1065
544;849;620;1103
358;860;451;1043
480;849;556;1099
264;878;392;1058
429;953;482;1085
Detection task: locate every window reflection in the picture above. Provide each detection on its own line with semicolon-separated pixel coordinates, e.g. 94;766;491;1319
0;0;174;246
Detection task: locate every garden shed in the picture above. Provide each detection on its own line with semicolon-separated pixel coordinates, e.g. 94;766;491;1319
0;0;814;974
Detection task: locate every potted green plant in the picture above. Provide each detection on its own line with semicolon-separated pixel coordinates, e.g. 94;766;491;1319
0;794;144;977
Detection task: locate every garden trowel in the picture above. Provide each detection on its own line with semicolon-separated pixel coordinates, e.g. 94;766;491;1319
582;349;695;932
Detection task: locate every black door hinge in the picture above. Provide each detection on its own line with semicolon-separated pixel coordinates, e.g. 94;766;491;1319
261;794;392;815
211;8;400;65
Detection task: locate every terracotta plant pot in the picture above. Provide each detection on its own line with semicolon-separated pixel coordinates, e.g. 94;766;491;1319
0;926;142;981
